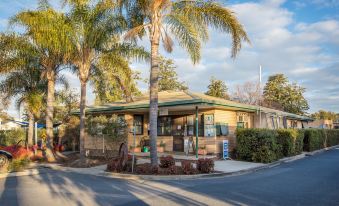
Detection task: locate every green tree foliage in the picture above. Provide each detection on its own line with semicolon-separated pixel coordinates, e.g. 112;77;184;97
205;76;230;99
55;88;80;123
158;56;188;91
91;54;142;104
123;0;249;166
311;110;338;120
0;65;47;146
263;74;309;115
63;0;149;159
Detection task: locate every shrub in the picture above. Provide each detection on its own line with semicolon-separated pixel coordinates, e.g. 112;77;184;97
135;163;157;175
160;155;175;168
166;165;177;175
276;129;304;157
303;129;326;152
0;129;26;146
106;158;123;172
8;158;30;172
181;160;196;175
295;130;305;154
197;158;214;173
325;130;339;147
2;145;32;159
236;129;280;163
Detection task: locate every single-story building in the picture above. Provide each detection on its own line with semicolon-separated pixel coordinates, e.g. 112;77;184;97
77;90;312;156
307;119;334;129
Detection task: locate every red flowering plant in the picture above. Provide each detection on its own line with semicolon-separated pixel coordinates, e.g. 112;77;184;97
2;145;33;159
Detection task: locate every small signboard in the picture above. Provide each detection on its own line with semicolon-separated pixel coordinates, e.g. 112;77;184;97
159;108;168;116
223;140;229;159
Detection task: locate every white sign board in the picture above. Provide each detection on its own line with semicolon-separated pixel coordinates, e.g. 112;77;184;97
223;140;229;159
159;108;168;116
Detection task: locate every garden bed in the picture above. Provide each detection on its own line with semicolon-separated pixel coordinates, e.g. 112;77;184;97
107;155;215;175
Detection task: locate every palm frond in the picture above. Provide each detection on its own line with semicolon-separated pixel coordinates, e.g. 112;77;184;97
165;13;201;63
173;0;250;58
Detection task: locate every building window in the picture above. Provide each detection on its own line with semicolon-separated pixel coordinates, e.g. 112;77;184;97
133;115;143;135
186;115;204;136
237;113;249;129
204;114;215;137
216;123;229;136
158;116;172;136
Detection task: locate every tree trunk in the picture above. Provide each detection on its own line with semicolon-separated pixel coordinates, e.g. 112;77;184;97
27;111;34;147
149;29;161;166
44;71;57;162
46;77;55;149
79;81;87;159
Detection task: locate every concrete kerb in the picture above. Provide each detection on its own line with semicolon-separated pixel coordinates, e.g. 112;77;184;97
2;145;338;180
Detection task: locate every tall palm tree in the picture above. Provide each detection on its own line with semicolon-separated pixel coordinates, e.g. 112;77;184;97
11;1;73;154
0;65;46;146
123;0;250;165
63;0;149;159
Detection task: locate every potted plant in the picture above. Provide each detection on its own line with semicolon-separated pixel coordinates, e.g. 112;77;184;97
157;141;166;153
198;145;207;155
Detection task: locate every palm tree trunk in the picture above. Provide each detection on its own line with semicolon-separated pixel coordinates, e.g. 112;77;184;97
149;32;160;166
79;80;87;159
46;77;55;150
27;111;34;147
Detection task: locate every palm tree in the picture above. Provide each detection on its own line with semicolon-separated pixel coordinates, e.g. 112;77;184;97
11;1;73;154
63;0;149;160
123;0;250;166
0;65;46;147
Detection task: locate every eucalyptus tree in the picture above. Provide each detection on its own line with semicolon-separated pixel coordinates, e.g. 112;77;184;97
123;0;250;165
63;0;148;159
0;63;46;146
11;2;72;152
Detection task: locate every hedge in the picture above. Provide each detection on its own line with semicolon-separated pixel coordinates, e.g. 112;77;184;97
236;129;280;163
303;129;326;152
276;129;304;157
325;129;339;147
236;128;339;163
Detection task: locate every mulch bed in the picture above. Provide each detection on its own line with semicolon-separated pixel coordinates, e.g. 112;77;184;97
57;153;110;168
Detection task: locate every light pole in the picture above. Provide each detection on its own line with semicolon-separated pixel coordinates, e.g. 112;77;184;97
259;65;262;128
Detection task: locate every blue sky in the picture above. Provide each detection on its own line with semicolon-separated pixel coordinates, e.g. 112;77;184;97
1;0;339;119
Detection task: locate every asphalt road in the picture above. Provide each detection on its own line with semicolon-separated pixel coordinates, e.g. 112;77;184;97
0;149;338;206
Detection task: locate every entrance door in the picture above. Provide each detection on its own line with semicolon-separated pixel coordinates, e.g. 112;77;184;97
172;116;184;152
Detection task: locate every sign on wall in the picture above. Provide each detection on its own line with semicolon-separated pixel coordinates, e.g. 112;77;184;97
223;140;229;159
159;108;168;116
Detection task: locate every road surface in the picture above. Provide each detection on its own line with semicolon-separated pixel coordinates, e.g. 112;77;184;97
0;149;338;205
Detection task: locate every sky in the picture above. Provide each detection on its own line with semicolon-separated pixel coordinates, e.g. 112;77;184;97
0;0;338;119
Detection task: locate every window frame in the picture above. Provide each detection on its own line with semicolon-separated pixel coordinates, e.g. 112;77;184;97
133;115;144;135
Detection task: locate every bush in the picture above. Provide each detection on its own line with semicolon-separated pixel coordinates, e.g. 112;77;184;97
135;163;159;175
106;158;123;172
8;158;30;172
236;129;280;163
181;160;197;175
295;130;305;154
160;155;175;168
325;130;339;147
164;165;177;175
197;158;214;173
2;145;32;159
0;129;26;146
276;129;304;157
303;129;326;152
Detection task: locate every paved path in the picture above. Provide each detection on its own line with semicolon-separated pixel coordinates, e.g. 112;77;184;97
0;149;338;205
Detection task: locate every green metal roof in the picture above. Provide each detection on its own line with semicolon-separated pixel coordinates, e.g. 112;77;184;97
72;90;312;121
